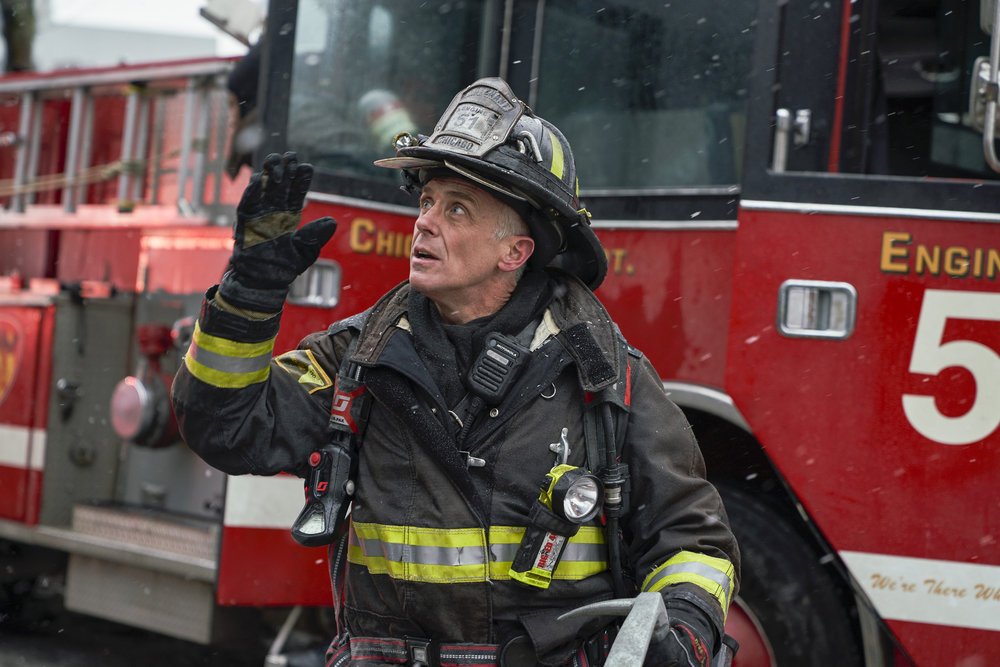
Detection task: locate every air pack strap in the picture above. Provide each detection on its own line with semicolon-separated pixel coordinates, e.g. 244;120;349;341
581;342;638;477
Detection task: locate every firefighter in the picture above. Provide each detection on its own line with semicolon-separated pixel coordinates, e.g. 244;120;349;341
172;78;739;666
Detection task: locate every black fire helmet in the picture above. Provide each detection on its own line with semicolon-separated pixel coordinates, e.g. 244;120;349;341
374;77;607;290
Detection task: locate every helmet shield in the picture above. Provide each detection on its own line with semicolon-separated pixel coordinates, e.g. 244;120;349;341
424;79;524;157
375;78;607;289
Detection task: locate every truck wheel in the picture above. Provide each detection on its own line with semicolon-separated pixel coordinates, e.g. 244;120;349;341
719;486;863;667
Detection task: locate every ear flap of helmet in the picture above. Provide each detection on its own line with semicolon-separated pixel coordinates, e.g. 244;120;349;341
551;221;607;290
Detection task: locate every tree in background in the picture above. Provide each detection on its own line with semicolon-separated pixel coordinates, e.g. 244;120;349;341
1;0;33;72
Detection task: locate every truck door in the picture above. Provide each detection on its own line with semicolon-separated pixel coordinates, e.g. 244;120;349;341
731;0;1000;664
0;298;53;524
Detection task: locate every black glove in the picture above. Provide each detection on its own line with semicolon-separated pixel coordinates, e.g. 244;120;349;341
644;597;717;667
218;151;337;312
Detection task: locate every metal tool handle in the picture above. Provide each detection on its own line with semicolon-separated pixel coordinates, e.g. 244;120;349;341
559;592;669;667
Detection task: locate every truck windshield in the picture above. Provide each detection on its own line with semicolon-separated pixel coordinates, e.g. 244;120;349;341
287;0;755;192
288;0;493;185
535;1;757;190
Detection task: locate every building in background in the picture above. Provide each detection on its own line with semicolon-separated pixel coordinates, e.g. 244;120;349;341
1;0;250;71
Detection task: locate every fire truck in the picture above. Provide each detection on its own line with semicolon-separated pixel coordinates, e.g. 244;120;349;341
2;0;999;665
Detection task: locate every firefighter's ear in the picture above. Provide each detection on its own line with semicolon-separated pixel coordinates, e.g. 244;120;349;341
499;236;534;273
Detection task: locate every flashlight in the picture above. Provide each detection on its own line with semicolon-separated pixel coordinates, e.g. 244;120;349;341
509;464;604;589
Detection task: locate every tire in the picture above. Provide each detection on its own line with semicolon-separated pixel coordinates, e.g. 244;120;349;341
0;541;66;631
718;485;863;667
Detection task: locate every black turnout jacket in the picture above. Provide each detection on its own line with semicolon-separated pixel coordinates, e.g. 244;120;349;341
173;272;739;665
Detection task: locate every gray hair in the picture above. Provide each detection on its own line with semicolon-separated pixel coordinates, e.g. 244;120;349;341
493;204;530;240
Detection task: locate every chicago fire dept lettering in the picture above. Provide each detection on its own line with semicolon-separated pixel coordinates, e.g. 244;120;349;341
350;218;413;260
881;231;1000;279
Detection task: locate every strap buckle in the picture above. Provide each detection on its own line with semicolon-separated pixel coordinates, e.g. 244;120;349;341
406;636;438;666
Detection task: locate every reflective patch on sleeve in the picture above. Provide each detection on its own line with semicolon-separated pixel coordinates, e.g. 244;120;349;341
274;349;333;394
642;550;735;618
183;321;274;389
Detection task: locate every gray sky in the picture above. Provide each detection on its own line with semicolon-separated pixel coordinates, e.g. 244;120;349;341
49;0;252;56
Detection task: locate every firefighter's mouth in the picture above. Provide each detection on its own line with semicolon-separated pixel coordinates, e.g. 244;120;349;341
412;248;438;261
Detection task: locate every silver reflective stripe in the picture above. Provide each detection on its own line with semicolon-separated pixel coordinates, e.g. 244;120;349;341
647;561;732;600
489;541;606;563
353;534;487;566
402;544;487;566
354;533;605;566
490;543;518;562
188;343;271;374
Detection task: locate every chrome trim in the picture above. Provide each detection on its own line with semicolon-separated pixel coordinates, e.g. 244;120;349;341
528;0;546;109
583;185;740;197
288;258;341;309
772;109;792;173
306;191;417;217
0;519;216;582
661;382;752;434
741;199;1000;224
499;0;514;82
590;220;737;231
777;279;857;340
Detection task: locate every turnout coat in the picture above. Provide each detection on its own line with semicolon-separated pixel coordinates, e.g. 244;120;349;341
173;272;739;665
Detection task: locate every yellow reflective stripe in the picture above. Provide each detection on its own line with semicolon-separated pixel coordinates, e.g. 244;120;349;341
350;522;489;584
183;321;275;389
184;354;270;388
488;526;606;581
547;129;565;179
642;551;735;617
347;523;607;583
192;321;275;358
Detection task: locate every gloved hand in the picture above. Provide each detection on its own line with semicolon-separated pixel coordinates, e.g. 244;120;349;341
644;597;717;667
218;151;337;313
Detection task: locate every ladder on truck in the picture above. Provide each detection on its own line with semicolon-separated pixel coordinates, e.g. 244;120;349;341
0;58;236;219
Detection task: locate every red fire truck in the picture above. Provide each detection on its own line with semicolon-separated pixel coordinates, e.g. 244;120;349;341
2;1;999;666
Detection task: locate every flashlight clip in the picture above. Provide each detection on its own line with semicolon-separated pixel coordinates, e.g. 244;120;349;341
548;427;571;466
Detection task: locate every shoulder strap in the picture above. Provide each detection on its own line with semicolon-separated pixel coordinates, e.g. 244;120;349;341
329;309;373;439
582;339;640;475
581;338;641;598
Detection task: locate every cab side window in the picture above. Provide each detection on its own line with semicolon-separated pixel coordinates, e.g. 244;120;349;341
534;1;757;190
288;0;494;186
849;0;998;178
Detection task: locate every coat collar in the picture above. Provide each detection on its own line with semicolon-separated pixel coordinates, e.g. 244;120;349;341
350;271;622;392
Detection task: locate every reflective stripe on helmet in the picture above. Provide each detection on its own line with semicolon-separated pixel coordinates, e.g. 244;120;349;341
348;521;607;583
546;128;565;180
183;321;274;388
641;550;735;617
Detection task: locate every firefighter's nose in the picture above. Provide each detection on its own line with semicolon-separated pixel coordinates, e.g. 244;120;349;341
415;210;438;235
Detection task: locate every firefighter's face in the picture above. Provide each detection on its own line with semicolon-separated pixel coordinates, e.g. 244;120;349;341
410;177;533;318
